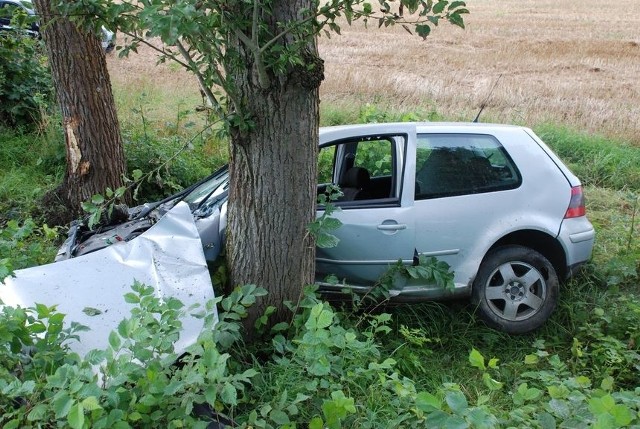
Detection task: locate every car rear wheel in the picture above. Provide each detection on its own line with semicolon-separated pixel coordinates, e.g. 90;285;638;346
472;245;558;334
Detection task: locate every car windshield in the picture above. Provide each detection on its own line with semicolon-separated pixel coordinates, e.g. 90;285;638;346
182;167;229;210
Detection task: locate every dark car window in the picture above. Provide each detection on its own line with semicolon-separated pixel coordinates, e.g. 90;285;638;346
415;134;521;200
0;3;18;26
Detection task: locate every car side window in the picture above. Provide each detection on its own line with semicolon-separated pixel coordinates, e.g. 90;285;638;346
318;145;336;185
318;135;403;204
415;134;521;200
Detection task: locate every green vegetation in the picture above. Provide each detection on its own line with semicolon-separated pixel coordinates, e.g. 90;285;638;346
1;103;639;427
0;33;53;128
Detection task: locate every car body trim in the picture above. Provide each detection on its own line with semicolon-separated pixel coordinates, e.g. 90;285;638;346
418;249;460;257
569;228;596;243
315;258;413;265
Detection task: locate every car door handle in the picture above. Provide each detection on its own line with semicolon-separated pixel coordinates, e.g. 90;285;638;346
377;223;407;231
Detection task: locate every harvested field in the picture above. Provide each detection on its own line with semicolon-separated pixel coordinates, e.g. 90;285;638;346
107;0;640;143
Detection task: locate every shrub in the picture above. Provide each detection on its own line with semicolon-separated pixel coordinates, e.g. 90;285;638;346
0;31;53;128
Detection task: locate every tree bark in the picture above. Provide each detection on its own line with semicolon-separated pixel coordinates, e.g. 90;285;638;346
226;1;323;334
32;0;126;221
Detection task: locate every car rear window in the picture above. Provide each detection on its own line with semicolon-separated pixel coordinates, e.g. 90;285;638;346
415;133;521;200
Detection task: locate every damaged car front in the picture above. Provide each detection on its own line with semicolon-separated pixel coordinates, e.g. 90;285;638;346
55;165;230;263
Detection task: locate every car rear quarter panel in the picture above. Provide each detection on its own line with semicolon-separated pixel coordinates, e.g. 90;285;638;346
411;126;572;294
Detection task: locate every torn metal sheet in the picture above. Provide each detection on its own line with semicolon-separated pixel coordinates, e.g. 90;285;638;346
0;202;216;357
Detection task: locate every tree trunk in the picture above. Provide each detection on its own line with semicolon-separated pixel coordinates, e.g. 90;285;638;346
32;0;126;221
226;1;323;334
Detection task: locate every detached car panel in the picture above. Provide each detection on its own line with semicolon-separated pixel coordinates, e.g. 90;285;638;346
56;122;595;333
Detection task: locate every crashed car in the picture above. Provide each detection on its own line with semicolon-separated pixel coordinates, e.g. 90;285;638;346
56;122;595;333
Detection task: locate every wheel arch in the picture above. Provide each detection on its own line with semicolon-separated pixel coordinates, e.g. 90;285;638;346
486;230;567;280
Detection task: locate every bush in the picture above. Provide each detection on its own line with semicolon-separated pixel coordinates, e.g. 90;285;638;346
123;130;226;203
1;282;638;428
0;32;54;128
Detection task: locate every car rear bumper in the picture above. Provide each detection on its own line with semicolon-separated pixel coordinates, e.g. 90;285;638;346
558;216;596;276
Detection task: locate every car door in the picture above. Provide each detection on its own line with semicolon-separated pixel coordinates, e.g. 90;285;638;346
413;131;524;288
315;125;417;288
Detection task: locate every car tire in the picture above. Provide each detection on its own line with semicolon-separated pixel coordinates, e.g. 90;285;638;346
472;245;558;334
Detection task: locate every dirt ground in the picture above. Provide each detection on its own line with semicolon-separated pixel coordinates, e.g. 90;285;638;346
107;0;640;144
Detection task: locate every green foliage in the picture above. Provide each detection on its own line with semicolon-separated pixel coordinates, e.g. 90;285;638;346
57;0;467;132
0;30;53;128
310;184;344;249
0;219;58;282
0;281;265;428
122;105;226;202
1;275;639;428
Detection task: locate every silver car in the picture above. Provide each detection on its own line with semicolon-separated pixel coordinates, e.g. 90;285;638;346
56;123;595;333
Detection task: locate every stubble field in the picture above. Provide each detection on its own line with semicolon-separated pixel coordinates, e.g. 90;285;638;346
107;0;640;144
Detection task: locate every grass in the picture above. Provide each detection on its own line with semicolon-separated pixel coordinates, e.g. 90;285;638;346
536;124;640;191
0;128;64;221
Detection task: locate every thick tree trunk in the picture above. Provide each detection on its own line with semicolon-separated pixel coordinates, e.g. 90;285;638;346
32;0;126;220
227;1;323;334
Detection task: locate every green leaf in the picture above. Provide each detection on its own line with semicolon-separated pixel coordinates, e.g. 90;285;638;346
416;391;441;411
3;420;20;429
82;307;102;316
316;232;340;248
482;372;503;391
53;393;73;418
67;403;85;429
524;354;539;364
547;385;569;399
448;12;465;29
81;396;102;411
221;382;237;405
309;417;324;429
445;390;468;414
27;404;48;421
109;330;122;350
270;409;290;425
611;404;633;426
536;412;556;429
415;24;431;39
433;0;448;14
468;348;485;370
91;194;105;205
600;376;614;391
124;292;140;304
588;394;615;414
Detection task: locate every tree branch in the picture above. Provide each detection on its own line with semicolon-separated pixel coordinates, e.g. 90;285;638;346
175;39;223;115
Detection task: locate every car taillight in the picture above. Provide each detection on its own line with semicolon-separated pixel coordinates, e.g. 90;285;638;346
565;186;586;218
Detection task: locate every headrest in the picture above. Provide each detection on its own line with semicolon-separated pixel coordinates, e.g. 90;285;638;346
341;167;370;189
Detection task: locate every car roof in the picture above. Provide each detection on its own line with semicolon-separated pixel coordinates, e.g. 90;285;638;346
320;122;524;133
2;0;34;13
319;122;529;143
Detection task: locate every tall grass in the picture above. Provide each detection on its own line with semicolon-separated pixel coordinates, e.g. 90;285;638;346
536;124;640;191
